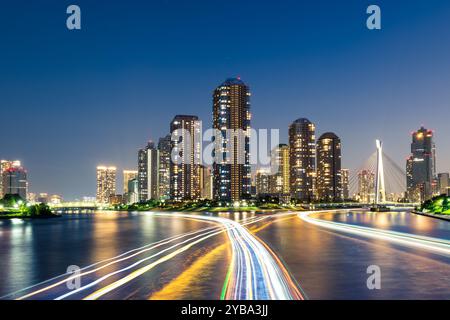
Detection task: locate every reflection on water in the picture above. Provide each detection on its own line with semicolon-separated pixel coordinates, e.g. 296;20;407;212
256;211;450;299
316;210;450;239
0;212;215;297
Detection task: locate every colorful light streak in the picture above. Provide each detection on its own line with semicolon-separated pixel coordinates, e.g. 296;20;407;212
298;211;450;256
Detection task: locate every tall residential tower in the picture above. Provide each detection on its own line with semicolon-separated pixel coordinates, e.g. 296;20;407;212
289;118;316;202
212;78;252;202
170;115;201;201
316;132;342;201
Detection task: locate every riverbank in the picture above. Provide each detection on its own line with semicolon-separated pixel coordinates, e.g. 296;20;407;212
412;210;450;222
0;211;62;220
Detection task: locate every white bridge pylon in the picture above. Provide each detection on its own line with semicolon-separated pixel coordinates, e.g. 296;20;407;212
375;139;386;204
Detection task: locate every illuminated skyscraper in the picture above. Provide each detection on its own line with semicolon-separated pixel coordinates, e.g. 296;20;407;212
289;118;316;202
212;78;251;201
200;165;213;200
96;166;116;204
341;168;350;200
0;160;21;197
158;134;171;200
438;173;449;196
123;170;138;194
127;178;139;204
316;132;342;201
2;165;27;200
256;168;270;196
268;144;290;201
170;115;201;201
358;169;375;203
407;126;436;201
138;142;160;201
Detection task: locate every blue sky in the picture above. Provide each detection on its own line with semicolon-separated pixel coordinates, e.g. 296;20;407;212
1;0;450;199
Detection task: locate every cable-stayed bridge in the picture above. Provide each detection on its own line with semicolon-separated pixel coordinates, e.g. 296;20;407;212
348;140;412;206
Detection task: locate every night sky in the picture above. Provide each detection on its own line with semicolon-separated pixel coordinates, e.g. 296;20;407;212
1;0;450;200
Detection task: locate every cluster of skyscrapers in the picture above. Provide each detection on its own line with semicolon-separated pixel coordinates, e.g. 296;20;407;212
94;78;449;206
97;78;350;205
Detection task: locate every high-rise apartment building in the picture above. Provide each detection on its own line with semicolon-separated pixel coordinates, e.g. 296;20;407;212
406;126;436;202
123;170;138;194
316;132;342;201
158;134;171;200
0;160;21;197
256;169;270;196
438;173;449;196
212;78;251;202
127;178;139;204
138;141;160;201
96;166;116;204
341;168;350;200
358;169;375;203
268;144;290;201
170;115;201;201
2;165;28;200
200;165;213;200
289;118;316;202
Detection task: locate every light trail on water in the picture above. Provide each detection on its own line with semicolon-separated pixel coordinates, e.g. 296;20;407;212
299;211;450;256
11;212;303;300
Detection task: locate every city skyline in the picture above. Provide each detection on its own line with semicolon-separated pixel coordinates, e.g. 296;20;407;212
1;1;450;199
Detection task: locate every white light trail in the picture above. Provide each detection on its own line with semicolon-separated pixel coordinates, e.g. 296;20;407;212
299;211;450;256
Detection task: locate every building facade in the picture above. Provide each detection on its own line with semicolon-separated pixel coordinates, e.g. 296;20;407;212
158;134;172;200
96;166;116;204
289;118;316;202
212;78;252;202
358;169;375;203
170;115;201;201
138;142;160;201
255;169;270;196
438;173;449;196
0;160;21;197
123;170;138;194
316;132;342;201
406;126;436;202
268;144;290;201
2;165;28;200
200;165;213;200
341;168;350;200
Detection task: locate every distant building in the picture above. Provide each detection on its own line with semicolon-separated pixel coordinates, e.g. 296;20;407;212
406;126;436;202
109;194;124;205
438;173;449;196
37;193;49;204
158;134;172;200
138;142;160;201
170;115;201;201
50;194;63;205
96;166;116;204
268;144;290;203
2;165;28;200
123;170;138;194
316;132;342;201
358;169;375;203
341;169;350;200
289;118;316;202
127;178;139;204
212;78;252;202
0;160;21;197
27;192;36;203
200;165;213;200
256;168;270;196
